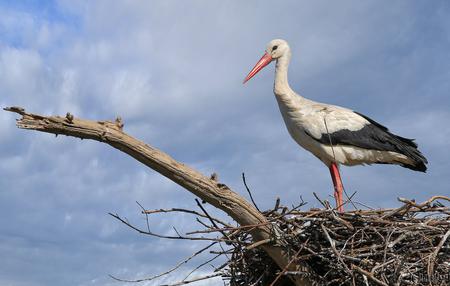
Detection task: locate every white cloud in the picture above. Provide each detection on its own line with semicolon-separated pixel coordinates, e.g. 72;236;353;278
0;47;43;98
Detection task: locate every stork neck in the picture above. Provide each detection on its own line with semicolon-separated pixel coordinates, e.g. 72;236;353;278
274;53;293;95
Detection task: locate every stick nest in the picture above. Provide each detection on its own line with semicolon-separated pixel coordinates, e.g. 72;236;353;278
112;195;449;286
225;196;450;286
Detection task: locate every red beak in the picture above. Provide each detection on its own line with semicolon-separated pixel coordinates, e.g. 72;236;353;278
243;52;273;83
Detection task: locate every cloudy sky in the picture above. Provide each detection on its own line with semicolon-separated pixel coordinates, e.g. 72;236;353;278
1;1;449;285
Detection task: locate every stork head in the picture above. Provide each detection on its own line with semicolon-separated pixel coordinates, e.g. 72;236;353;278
243;39;290;83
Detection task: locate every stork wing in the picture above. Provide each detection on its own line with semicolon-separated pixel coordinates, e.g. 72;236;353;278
302;106;427;170
310;110;416;151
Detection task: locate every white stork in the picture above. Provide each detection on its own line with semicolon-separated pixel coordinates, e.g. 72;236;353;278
244;39;427;212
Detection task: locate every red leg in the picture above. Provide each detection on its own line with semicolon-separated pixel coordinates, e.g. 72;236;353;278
329;162;344;213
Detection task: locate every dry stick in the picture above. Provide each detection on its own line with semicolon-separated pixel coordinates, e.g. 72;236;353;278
330;207;355;231
210;249;233;255
182;253;222;281
351;200;375;210
136;201;151;232
109;212;235;243
109;242;217;283
158;273;223;286
427;229;450;279
320;224;352;275
195;199;230;241
269;239;310;286
352;265;389;286
4;107;314;286
195;199;231;261
400;196;450;209
249;272;266;286
246;238;272;250
381;201;412;219
186;201;307;236
398;196;450;215
371;259;396;274
172;226;183;237
339;229;363;257
194;199;233;259
142;207;232;227
242;172;261;212
313;192;328;209
195;217;216;231
186;221;272;235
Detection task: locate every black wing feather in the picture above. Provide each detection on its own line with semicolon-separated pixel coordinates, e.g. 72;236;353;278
354;112;418;148
312;111;428;172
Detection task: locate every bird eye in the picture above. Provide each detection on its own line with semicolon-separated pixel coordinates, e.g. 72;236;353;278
272;45;278;51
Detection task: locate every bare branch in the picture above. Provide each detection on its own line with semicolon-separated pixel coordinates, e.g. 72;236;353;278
352;265;389;286
109;212;234;243
242;173;260;212
158;273;223;286
427;229;450;279
142;207;232;227
5;107;314;286
109;242;217;283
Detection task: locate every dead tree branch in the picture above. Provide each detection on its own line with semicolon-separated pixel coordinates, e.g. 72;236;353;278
4;106;314;286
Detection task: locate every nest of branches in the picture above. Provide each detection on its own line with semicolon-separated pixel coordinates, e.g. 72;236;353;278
225;195;450;286
111;194;449;286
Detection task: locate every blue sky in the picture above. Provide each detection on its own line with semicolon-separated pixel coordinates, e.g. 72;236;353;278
1;1;449;285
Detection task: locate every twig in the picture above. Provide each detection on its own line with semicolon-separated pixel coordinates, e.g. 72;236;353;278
352;265;388;286
242;173;261;212
182;253;222;281
109;212;235;243
269;239;309;286
136;201;151;232
195;199;232;262
195;199;231;242
158;273;223;286
142;207;232;227
246;238;272;250
427;229;450;279
109;242;217;283
321;224;352;275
